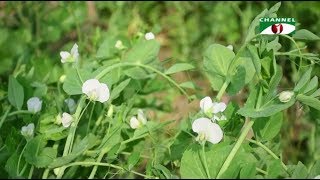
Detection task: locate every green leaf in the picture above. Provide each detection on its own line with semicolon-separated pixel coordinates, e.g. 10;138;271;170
240;162;256;178
253;112;283;141
308;161;320;178
297;94;320;111
96;37;118;59
164;63;194;75
247;45;261;75
179;81;196;90
49;134;98;168
293;29;320;41
288;161;308;178
169;131;193;161
24;136;57;168
124;67;151;79
238;97;295;118
110;78;131;100
180;142;256;178
294;67;313;92
227;66;246;95
154;164;173;179
303;76;318;95
267;159;284;178
5;152;20;177
266;36;282;52
63;68;92;95
311;88;320;98
127;152;140;170
123;40;160;64
8;76;24;110
204;44;235;91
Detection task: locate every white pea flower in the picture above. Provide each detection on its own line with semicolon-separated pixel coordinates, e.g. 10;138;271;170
130;109;147;129
64;98;76;114
279;91;294;103
227;45;233;51
212;102;227;114
61;112;73;128
27;97;42;113
60;43;79;63
59;75;66;83
145;32;155;40
115;40;126;50
200;96;227;117
192;118;223;144
314;175;320;179
82;79;110;103
21;123;35;138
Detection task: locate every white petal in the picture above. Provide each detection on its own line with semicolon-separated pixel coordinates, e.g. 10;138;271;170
82;79;100;95
60;51;70;63
145;32;155;40
227;45;233;51
62;112;73;128
70;43;79;61
206;123;223;144
27;123;35;131
137;109;147;125
200;96;213;112
27;97;42;113
314;175;320;179
97;83;110;103
192;118;212;133
130;116;140;129
213;102;227;113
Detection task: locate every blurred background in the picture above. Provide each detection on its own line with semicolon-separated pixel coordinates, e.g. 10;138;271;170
0;1;320;168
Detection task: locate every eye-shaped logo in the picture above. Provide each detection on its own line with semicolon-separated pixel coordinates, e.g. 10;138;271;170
259;18;295;35
271;24;283;34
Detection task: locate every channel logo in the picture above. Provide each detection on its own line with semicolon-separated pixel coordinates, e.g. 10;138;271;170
259;18;295;35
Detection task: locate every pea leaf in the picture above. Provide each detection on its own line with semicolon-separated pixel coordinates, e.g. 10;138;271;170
127;152;140;170
204;44;235;91
294;67;313;92
253;112;283;141
164;63;194;75
24;136;57;168
238;97;295;118
303;76;318;95
62;68;92;95
123;40;160;64
297;94;320;111
8;76;24;110
110;78;131;100
288;161;308;178
293;29;320;41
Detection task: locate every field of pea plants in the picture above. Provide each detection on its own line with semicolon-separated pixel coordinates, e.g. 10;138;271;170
1;1;320;179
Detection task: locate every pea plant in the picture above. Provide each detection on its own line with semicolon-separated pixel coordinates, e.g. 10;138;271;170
1;2;320;179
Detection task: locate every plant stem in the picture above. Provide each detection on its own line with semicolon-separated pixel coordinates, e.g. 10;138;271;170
256;167;268;175
87;102;95;135
0;106;11;130
247;139;288;172
88;149;108;179
56;97;86;178
28;165;34;179
7;110;34;117
95;62;191;101
201;143;211;178
216;80;230;101
66;161;156;179
42;169;50;179
216;120;254;178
